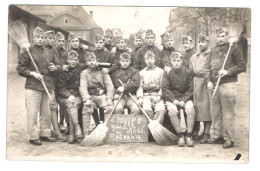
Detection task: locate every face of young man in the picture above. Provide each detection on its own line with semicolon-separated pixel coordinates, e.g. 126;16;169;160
134;38;143;48
145;35;156;46
182;41;192;51
86;58;98;68
67;56;79;68
217;32;228;45
145;56;155;68
70;38;79;49
104;36;113;45
164;38;175;48
198;40;209;52
95;40;105;50
55;38;65;49
171;57;183;69
45;36;56;46
33;35;45;46
116;40;127;50
119;58;131;69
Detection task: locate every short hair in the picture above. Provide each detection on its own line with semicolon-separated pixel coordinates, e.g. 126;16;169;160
68;50;79;59
170;52;183;61
119;52;131;60
144;50;155;59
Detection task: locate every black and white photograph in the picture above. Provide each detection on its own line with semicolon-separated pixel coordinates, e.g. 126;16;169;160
5;2;252;165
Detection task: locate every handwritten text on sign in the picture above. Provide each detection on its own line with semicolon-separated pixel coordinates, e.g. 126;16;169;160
104;114;149;143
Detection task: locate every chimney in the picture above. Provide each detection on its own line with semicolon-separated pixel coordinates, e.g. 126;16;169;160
90;11;93;19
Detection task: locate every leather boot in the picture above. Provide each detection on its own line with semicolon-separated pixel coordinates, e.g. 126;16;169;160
186;133;194;147
50;110;66;141
177;133;185;147
68;114;76;144
92;108;100;126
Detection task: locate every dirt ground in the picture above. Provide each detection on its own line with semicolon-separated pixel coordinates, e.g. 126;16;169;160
6;72;250;163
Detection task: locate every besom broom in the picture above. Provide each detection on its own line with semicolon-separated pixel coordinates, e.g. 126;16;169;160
8;20;53;102
118;79;179;146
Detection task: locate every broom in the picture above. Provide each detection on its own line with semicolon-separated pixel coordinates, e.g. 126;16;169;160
118;79;179;146
8;20;53;102
211;22;244;97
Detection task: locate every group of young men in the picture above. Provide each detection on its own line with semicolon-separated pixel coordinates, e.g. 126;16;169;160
17;25;245;149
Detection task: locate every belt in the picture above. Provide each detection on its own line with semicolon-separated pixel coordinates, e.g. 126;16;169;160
88;88;106;96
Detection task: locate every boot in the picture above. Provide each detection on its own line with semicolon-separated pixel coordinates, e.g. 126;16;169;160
50;110;66;141
186;133;194;147
67;106;82;141
186;113;195;135
82;107;91;138
177;132;185;147
92;108;100;126
68;112;76;144
99;107;105;123
200;133;210;144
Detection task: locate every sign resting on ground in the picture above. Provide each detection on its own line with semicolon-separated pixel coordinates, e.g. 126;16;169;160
104;114;149;143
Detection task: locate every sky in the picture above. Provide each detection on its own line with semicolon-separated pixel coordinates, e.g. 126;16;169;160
83;6;175;44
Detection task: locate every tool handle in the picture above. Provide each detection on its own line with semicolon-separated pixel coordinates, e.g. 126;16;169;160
211;44;233;98
27;49;53;102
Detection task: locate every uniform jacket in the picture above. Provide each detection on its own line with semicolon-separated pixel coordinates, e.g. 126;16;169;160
104;44;114;52
61;47;87;67
136;66;164;98
93;48;119;74
203;43;245;85
111;67;140;94
53;46;67;69
161;47;176;68
182;47;197;69
133;45;162;71
57;64;87;99
162;66;193;103
17;45;58;91
79;68;115;101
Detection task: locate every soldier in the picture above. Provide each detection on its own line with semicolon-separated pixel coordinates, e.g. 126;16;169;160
112;35;132;61
130;32;144;66
111;52;141;115
189;35;212;144
162;52;195;147
93;33;119;75
17;27;57;145
57;50;87;144
136;51;166;124
79;52;115;134
53;32;69;134
133;29;162;70
203;28;245;149
104;29;115;51
161;32;177;73
182;35;197;69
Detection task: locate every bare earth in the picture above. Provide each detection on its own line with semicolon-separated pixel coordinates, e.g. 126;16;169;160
6;72;250;163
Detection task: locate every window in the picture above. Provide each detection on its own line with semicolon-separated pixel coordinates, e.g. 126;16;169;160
64;18;68;24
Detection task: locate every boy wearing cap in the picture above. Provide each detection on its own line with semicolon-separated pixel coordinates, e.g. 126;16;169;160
17;27;57;145
111;52;141;115
182;35;197;69
162;52;195;147
104;29;115;51
79;52;115;127
189;35;212;144
136;51;166;124
203;28;245;149
93;33;119;75
133;29;162;71
112;35;132;61
130;32;144;65
161;32;177;73
57;50;89;143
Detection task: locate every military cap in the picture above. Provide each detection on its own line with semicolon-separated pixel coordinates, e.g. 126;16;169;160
145;29;155;37
170;51;183;61
95;33;104;42
164;32;173;41
104;29;114;37
33;27;45;37
55;32;65;40
68;50;79;59
85;52;96;61
198;34;210;42
144;50;155;59
134;32;143;40
68;32;78;42
216;27;228;35
182;35;192;43
115;36;125;43
45;30;55;38
119;52;131;60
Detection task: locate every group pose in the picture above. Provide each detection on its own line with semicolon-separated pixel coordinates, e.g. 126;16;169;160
17;25;245;149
